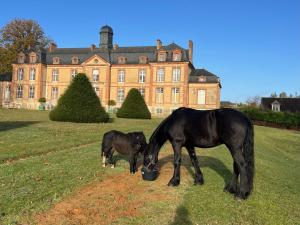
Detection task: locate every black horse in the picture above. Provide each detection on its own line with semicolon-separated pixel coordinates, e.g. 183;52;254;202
143;107;254;199
101;130;147;173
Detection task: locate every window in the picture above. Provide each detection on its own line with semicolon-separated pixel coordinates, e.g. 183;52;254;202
173;52;181;61
156;108;163;114
171;87;180;103
156;87;164;103
29;68;36;80
157;68;165;82
51;87;59;100
198;76;206;82
158;52;166;62
272;102;280;112
71;69;77;79
53;57;60;64
139;69;146;83
118;70;125;83
139;56;148;64
94;86;100;96
4;86;10;101
118;56;126;64
52;69;59;82
117;88;125;102
18;54;25;63
94;59;99;64
17;68;24;80
92;69;99;81
71;57;79;64
30;53;36;63
197;89;206;105
29;85;35;99
172;67;181;82
16;85;23;98
139;88;145;98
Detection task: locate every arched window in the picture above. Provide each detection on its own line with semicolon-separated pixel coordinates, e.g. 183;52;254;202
17;68;24;80
118;56;126;64
53;57;60;64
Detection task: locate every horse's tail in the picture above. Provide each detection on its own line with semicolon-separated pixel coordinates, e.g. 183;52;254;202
243;121;255;193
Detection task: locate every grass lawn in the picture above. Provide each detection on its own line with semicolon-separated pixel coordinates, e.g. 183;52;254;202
0;109;299;225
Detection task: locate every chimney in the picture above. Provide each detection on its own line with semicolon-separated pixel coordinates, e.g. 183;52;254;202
156;39;162;50
113;44;119;50
49;43;57;52
90;44;96;51
188;40;193;63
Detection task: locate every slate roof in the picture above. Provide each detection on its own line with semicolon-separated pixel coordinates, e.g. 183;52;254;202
44;42;190;65
0;73;12;82
261;97;300;113
188;69;220;84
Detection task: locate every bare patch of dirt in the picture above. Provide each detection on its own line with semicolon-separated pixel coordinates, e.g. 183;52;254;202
34;151;193;225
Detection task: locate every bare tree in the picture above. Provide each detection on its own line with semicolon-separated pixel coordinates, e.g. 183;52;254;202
246;95;261;107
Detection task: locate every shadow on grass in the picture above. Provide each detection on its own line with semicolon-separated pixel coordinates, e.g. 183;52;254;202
0;121;39;132
170;205;193;225
158;154;232;185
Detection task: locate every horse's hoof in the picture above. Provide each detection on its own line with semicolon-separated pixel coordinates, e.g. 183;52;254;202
224;184;237;194
102;164;106;168
234;192;249;200
168;178;180;187
110;164;115;168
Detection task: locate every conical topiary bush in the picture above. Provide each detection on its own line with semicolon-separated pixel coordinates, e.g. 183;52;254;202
116;88;151;119
49;73;109;123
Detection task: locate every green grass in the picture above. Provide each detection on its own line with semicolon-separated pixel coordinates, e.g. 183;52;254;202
0;109;300;225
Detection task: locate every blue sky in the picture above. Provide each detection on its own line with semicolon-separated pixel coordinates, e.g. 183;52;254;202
1;0;299;102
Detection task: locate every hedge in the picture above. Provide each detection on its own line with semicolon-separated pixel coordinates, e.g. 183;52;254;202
239;107;300;128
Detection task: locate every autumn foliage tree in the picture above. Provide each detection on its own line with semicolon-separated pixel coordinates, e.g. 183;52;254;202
0;19;51;73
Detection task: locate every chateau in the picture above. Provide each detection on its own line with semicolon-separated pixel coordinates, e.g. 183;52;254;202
0;25;221;115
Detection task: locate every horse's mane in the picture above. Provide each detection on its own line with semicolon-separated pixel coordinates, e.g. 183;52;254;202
148;108;185;153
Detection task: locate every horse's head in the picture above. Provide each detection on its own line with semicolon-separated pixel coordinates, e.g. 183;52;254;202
143;143;158;171
130;131;148;153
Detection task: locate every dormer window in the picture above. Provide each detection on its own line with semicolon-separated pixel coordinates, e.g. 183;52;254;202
29;53;37;63
157;51;167;62
198;76;206;82
172;51;182;61
71;56;79;64
53;57;60;64
18;53;25;64
118;56;126;64
139;56;148;64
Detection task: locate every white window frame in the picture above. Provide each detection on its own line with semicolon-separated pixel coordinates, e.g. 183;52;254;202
157;68;165;82
139;69;146;83
94;86;100;97
4;86;10;101
156;87;164;103
171;87;180;103
29;68;36;81
117;88;125;102
172;67;181;82
139;88;145;98
71;69;77;79
197;89;206;105
29;85;35;99
118;70;125;83
16;85;23;98
272;103;280;112
52;69;59;82
18;68;24;80
51;87;59;100
92;69;99;82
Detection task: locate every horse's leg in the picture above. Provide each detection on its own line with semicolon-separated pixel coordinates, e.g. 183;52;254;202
129;153;135;174
224;161;239;194
133;154;138;172
168;142;182;186
186;146;204;185
230;148;249;199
